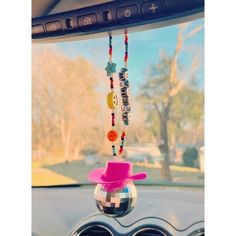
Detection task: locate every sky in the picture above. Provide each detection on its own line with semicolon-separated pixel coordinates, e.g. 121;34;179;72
54;18;204;94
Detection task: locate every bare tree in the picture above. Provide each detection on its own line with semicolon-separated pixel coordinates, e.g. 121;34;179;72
140;23;204;180
32;46;104;161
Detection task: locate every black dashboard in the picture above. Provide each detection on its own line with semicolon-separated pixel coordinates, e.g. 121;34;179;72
32;186;204;236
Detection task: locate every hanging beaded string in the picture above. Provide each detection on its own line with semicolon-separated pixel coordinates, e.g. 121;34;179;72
124;30;128;69
118;30;131;158
105;34;118;158
105;31;131;161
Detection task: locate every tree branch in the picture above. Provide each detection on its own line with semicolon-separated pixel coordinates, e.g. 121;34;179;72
144;91;162;117
168;80;185;97
184;24;204;40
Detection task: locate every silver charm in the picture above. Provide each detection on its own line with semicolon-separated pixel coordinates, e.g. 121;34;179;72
94;181;137;218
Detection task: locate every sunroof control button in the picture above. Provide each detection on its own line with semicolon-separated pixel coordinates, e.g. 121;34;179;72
141;0;168;18
45;20;63;35
78;14;98;27
117;5;139;22
32;24;45;35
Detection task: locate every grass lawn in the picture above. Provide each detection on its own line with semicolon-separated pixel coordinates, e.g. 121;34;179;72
32;168;77;186
32;159;204;187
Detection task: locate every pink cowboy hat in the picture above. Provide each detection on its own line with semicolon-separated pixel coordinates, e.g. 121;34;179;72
88;161;147;184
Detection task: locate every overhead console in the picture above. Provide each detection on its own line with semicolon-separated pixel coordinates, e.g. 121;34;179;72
32;0;204;42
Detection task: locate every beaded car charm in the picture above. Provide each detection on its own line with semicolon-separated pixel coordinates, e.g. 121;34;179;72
88;32;147;217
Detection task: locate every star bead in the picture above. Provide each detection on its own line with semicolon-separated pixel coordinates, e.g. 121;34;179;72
105;62;117;76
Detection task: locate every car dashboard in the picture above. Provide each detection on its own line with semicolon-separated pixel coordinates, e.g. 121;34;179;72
32;185;204;236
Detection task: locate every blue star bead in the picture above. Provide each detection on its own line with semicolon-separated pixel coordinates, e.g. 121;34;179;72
105;62;117;76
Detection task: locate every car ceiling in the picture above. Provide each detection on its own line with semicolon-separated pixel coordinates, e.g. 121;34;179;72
32;0;113;18
32;0;203;43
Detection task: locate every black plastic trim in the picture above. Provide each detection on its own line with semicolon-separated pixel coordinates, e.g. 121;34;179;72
32;0;204;40
70;212;204;233
187;228;204;236
132;225;171;236
32;182;204;188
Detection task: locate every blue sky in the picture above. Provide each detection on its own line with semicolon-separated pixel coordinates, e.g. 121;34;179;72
55;18;204;94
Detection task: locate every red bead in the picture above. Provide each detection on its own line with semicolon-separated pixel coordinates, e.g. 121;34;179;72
125;35;128;43
121;131;126;139
107;130;118;142
110;80;114;88
111;113;115;126
119;147;124;154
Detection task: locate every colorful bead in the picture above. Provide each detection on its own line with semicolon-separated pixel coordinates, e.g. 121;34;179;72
122;96;129;106
122;112;127;121
119;70;125;75
111;113;115;126
119;146;124;155
121;139;125;146
119;69;128;81
110;78;114;89
119;73;125;81
112;145;116;156
107;130;118;142
105;62;116;76
121;105;131;112
124;120;129;126
107;92;118;109
121;88;130;97
109;47;112;56
119;73;128;81
121;131;126;139
122;112;131;122
121;88;128;97
125;34;128;43
120;79;129;88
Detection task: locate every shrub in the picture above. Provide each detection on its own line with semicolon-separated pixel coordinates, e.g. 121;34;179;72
182;147;198;167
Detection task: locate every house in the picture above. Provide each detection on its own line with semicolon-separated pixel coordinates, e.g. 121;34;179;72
125;144;163;164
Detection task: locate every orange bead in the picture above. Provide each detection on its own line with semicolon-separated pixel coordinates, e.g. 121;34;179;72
107;130;118;142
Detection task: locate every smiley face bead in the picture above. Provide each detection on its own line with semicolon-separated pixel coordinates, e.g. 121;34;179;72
107;92;118;109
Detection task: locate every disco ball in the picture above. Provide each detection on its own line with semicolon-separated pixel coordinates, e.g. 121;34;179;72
94;181;137;218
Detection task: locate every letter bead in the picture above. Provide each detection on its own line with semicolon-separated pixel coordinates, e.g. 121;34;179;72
121;105;131;112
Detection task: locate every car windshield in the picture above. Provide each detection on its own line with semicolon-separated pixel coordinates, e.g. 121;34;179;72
32;18;204;187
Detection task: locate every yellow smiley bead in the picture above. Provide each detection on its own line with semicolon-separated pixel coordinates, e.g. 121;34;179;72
107;92;118;109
